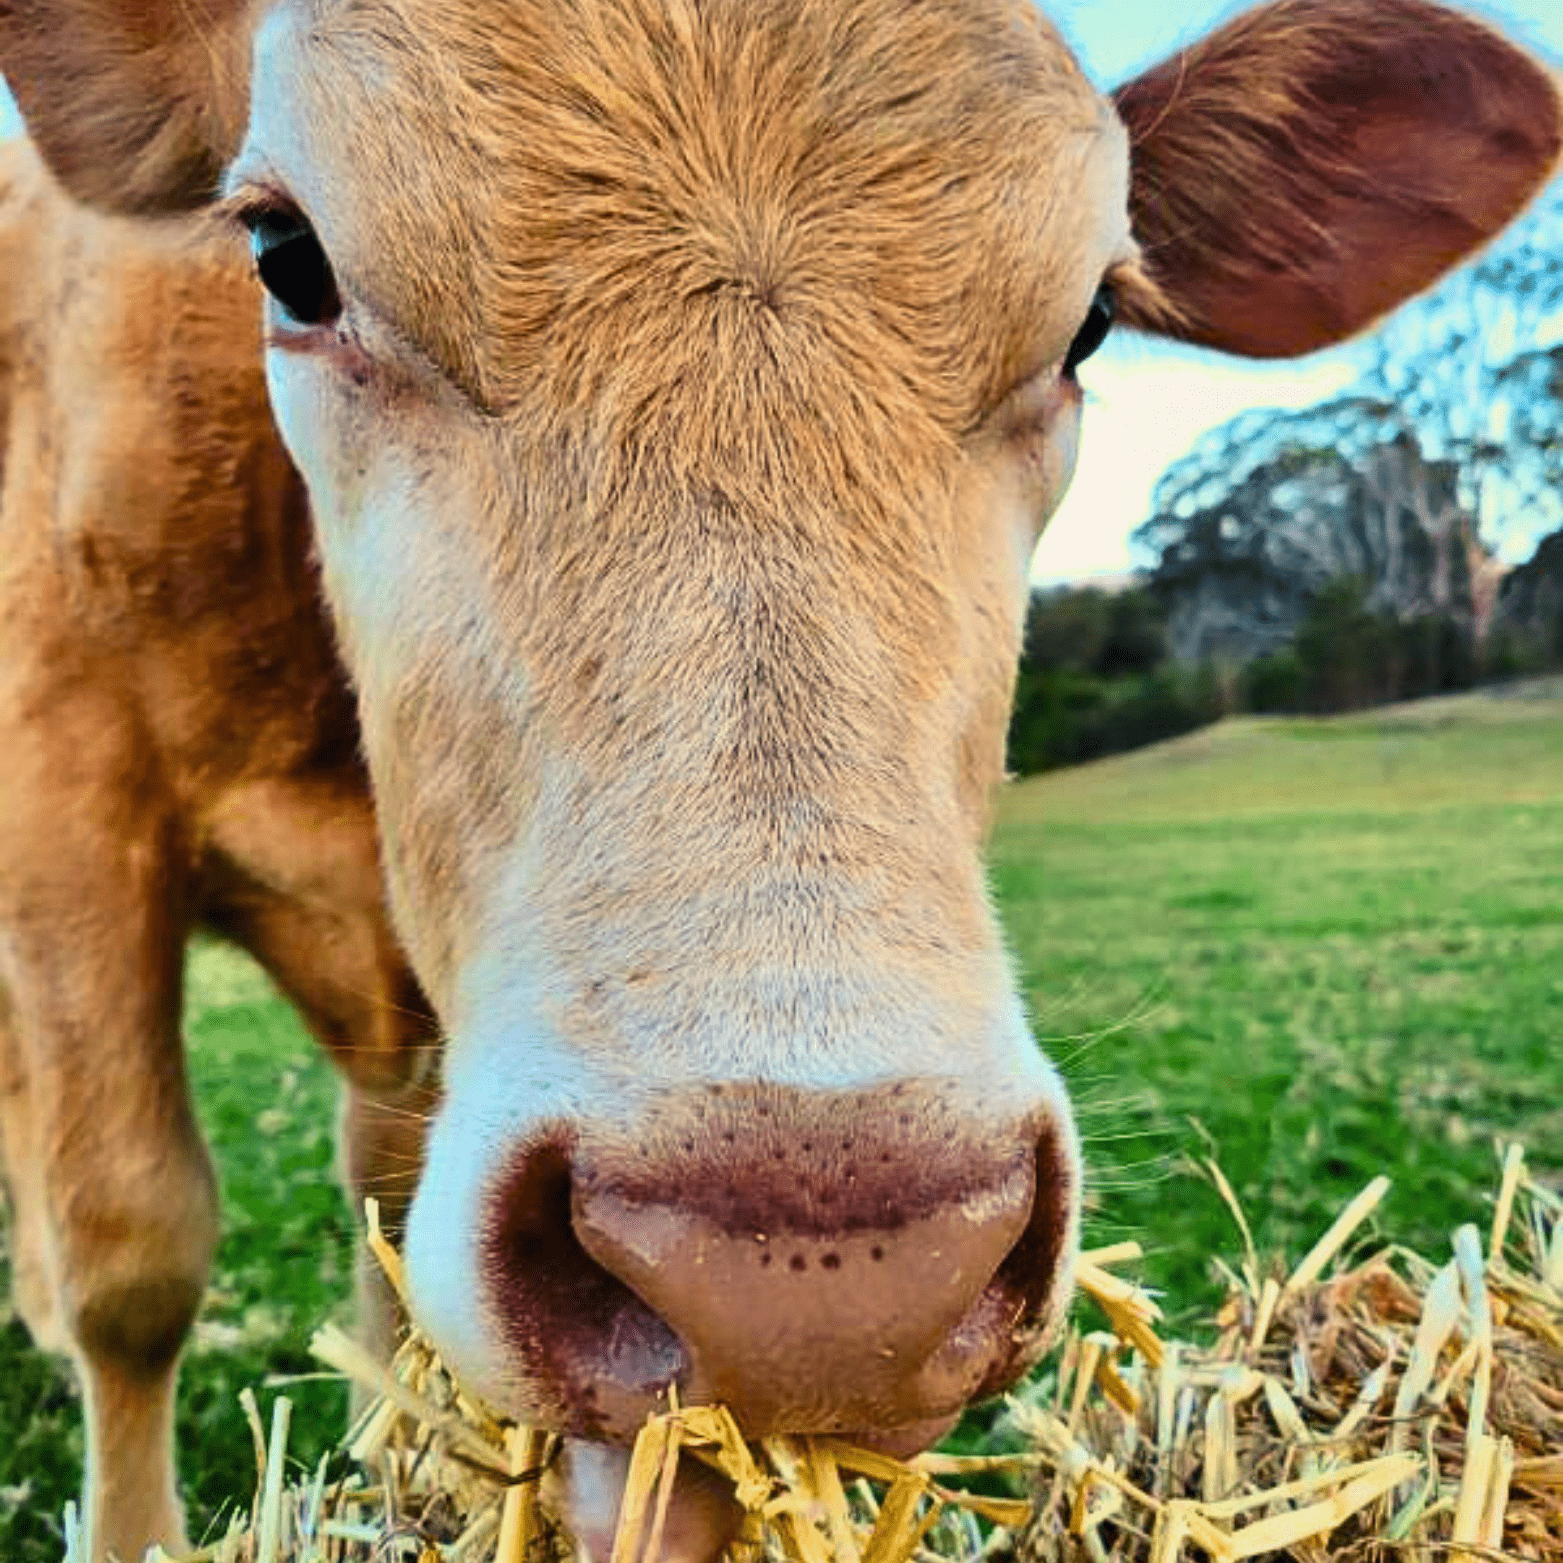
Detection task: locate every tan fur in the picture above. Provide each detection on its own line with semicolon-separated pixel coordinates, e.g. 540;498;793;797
0;1;1557;1558
0;0;254;210
237;0;1126;1019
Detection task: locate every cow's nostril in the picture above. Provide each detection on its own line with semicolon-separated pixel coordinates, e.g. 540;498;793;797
968;1116;1078;1400
1005;1120;1075;1306
484;1141;687;1439
493;1142;571;1259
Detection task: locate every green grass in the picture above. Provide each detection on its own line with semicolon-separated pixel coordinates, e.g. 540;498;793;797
3;679;1561;1556
995;677;1563;1319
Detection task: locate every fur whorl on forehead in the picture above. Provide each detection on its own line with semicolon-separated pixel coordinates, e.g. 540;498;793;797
299;0;1113;438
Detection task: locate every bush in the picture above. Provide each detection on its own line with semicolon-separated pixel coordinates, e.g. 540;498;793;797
1007;662;1223;776
1394;612;1475;699
1243;650;1304;714
1004;575;1478;774
1292;580;1397;711
1019;585;1167;679
1249;579;1479;714
1481;626;1554;682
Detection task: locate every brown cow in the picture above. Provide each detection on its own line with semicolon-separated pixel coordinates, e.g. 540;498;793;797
0;133;441;1554
1;1;1557;1559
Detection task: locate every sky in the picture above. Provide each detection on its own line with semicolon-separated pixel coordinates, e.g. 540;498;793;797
3;0;1560;583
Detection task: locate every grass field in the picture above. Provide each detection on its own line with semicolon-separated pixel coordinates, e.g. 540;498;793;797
2;679;1560;1558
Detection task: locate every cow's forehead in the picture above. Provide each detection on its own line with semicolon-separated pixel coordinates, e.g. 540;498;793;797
243;0;1124;424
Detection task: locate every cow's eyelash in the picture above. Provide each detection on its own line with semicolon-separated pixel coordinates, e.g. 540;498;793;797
216;185;304;237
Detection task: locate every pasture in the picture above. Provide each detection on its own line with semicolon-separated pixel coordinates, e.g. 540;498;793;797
2;679;1560;1559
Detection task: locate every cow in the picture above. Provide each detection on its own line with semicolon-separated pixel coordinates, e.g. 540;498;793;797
0;127;445;1551
0;0;1557;1558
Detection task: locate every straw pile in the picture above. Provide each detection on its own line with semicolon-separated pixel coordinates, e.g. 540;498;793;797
104;1143;1559;1563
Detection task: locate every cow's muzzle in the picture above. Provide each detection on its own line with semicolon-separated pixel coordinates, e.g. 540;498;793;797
479;1081;1078;1443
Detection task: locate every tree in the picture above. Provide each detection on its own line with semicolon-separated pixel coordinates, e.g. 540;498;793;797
1134;405;1478;665
1017;585;1166;679
1492;345;1563;560
1126;184;1563;703
1488;525;1563;673
1353;183;1563;558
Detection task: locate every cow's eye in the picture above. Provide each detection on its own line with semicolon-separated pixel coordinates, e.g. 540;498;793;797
246;210;340;327
1063;284;1115;376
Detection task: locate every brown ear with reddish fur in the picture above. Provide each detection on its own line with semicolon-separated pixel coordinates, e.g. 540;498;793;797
0;0;252;212
1113;0;1562;358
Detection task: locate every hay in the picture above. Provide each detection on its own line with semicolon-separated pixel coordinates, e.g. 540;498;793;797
115;1147;1559;1563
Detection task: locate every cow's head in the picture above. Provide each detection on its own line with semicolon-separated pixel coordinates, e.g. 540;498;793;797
4;0;1555;1550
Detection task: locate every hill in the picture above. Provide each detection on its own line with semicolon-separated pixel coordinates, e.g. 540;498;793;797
991;676;1563;1316
1002;675;1563;822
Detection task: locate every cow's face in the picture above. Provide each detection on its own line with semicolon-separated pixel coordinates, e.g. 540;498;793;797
4;0;1556;1549
228;0;1127;1460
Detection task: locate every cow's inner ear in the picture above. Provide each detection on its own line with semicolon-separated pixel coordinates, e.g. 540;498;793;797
0;2;252;214
1111;0;1562;359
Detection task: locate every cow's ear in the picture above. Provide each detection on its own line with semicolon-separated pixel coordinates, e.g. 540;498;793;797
0;0;253;212
1112;0;1562;358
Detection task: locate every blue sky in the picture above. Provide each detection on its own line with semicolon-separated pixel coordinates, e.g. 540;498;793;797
3;2;1559;580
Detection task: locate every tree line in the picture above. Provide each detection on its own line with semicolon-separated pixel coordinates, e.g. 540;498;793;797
1007;185;1563;776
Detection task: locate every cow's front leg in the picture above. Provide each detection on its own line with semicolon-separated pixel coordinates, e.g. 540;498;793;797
0;1006;64;1358
0;824;217;1563
205;773;439;1366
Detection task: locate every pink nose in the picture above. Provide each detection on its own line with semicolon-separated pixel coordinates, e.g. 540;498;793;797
483;1083;1075;1442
